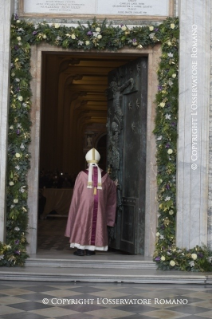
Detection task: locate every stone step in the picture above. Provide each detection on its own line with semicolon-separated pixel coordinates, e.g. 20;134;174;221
0;267;211;284
25;257;157;270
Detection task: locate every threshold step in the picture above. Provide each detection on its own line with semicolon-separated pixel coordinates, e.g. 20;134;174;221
25;257;157;269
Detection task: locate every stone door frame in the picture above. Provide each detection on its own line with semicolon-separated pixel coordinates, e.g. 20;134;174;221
27;43;161;256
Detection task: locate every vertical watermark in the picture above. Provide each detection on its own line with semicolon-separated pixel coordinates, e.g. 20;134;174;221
191;24;198;170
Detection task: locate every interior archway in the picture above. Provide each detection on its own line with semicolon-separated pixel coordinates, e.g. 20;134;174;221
39;52;136;177
38;52;138;252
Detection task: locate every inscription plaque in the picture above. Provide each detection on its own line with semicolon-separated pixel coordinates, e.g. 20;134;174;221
23;0;170;16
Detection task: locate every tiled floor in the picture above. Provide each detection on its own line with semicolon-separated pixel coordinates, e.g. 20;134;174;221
37;217;129;255
37;218;70;251
0;281;212;318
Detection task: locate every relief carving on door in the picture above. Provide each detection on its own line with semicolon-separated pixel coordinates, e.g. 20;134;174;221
107;76;134;243
107;77;134;179
106;58;148;254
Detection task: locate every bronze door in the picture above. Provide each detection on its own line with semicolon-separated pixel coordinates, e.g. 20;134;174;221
107;57;147;254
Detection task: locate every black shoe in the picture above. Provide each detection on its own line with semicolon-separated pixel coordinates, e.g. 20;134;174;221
73;249;84;256
85;250;95;256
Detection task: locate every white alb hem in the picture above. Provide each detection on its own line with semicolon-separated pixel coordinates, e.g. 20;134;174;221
70;243;108;251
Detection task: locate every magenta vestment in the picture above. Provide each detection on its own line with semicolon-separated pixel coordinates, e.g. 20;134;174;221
65;169;117;251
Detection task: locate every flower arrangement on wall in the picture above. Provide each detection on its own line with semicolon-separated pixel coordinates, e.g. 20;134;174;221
0;14;211;270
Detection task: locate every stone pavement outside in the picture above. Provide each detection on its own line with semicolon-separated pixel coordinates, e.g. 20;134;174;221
0;281;212;319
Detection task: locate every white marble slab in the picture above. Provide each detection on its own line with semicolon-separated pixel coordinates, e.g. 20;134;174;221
23;0;169;16
177;0;210;249
208;1;212;251
0;0;14;242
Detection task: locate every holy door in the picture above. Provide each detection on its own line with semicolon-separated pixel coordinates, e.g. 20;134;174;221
107;57;148;254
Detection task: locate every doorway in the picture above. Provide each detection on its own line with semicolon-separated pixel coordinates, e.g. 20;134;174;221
27;44;160;257
38;52;140;253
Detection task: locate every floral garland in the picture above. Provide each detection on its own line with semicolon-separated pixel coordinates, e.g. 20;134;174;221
0;14;210;270
153;21;212;271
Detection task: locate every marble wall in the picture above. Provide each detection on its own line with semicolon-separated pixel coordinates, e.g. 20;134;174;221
177;0;210;249
208;3;212;250
0;0;14;242
1;0;212;256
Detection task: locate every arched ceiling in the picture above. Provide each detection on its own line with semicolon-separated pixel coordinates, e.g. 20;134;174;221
40;52;135;175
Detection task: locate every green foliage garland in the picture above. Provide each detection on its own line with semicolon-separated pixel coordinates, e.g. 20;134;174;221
0;15;211;270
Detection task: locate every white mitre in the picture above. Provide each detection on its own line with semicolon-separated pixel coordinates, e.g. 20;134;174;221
85;148;100;164
85;148;102;190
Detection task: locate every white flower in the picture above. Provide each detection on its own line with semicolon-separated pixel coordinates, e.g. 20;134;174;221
9;181;14;186
157;136;162;140
189;260;195;267
78;40;83;46
168;52;173;58
95;27;101;32
170;23;175;29
0;255;4;260
156;232;160;237
18;42;22;46
15;78;20;82
11;73;15;77
71;34;76;39
167;149;173;154
20;187;25;193
169;210;174;215
16;20;20;23
168;79;173;86
85;41;90;46
161;256;166;261
170;260;175;266
159;102;165;108
56;36;62;41
208;256;212;263
172;73;176;78
18;96;23;101
10;125;14;130
22;103;27;107
165;196;171;201
97;34;102;39
42;34;47;39
165;114;171;120
17;36;21;41
149;26;154;31
15;153;21;158
121;25;127;31
10;205;14;209
54;23;60;28
167;41;172;46
191;253;197;260
14;227;20;231
15;165;20;170
20;143;25;150
17;123;22;128
13;199;19;204
137;44;143;49
149;32;155;39
160;235;164;239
